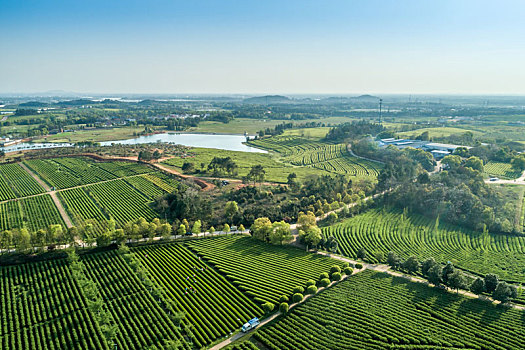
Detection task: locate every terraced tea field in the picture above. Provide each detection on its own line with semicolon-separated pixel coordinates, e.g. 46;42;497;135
248;136;382;178
134;243;262;347
484;161;522;179
323;207;525;282
185;235;343;304
0;157;179;235
254;270;525;349
0;259;109;350
19;195;66;232
0;163;45;198
82;251;189;350
23;157;153;190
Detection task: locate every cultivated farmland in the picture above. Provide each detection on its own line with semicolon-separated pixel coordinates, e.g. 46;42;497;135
82;251;189;350
185;235;344;304
86;180;157;227
254;270;525;349
0;163;45;198
23;157;153;190
323;207;525;282
0;201;24;231
484;161;522;179
248;136;382;178
0;260;109;350
19;195;65;232
133;243;263;347
59;188;109;235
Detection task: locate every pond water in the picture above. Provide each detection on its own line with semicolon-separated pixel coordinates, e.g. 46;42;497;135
1;133;266;153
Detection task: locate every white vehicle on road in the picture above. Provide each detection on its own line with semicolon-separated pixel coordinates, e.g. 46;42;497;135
241;317;260;332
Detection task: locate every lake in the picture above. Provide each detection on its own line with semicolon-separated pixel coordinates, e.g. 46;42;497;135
1;133;266;153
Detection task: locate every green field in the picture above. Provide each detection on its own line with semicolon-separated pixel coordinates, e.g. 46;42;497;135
86;180;158;227
24;157;153;190
161;147;329;183
0;158;179;235
82;250;189;349
396;126;483;139
280;127;331;139
0;201;24;231
484;161;522;179
32;126;151;143
185;235;344;304
254;270;525;349
248;136;382;179
323;207;525;282
0;259;109;350
134;242;263;347
190;117;357;135
59;188;109;235
0;163;45;198
19;195;66;232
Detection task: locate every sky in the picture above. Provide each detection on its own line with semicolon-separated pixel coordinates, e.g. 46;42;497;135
2;0;525;95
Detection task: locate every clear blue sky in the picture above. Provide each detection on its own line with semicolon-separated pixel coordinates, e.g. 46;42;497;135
2;0;525;94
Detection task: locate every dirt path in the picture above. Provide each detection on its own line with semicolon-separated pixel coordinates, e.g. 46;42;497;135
0;172;157;205
19;162;73;227
289;190;385;247
19;162;51;191
347;145;384;164
50;191;73;228
151;162;215;190
316;251;525;311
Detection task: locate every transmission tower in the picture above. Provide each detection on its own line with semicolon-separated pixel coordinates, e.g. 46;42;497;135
379;98;383;123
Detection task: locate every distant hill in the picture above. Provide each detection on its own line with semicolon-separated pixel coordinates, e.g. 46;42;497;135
55;99;99;106
243;95;291;104
354;94;379;100
19;101;50;107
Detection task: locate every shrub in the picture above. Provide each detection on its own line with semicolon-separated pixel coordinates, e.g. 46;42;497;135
330;265;341;274
344;267;354;275
279;295;289;303
262;302;275;314
319;278;331;287
306;279;316;287
292;293;303;303
355;263;363;269
319;272;329;280
293;286;304;294
331;272;342;281
306;285;318;295
279;302;289;314
341;262;350;268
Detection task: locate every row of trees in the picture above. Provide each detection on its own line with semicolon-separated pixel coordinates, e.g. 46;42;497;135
67;249;118;344
0;213;245;254
250;218;292;244
384;251;518;303
0;224;74;254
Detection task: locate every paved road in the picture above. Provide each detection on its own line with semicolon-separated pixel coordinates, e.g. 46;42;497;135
484;170;525;185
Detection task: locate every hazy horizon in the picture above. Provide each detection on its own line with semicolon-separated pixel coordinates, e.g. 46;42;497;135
2;0;525;95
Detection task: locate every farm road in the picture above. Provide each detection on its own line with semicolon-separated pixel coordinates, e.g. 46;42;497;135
485;170;525;185
316;251;525;311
